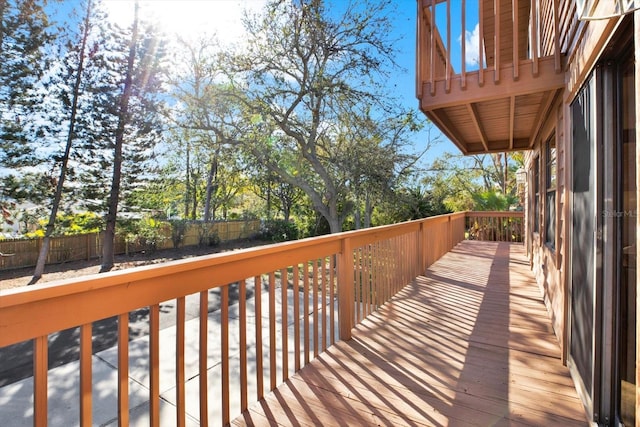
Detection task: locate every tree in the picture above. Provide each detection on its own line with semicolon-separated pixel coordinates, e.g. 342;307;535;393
167;35;246;221
98;1;166;271
249;167;304;222
226;0;408;233
424;151;523;212
0;0;57;205
31;0;94;284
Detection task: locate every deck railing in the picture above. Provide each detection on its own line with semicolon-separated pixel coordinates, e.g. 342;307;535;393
465;211;524;243
416;0;563;98
0;213;468;426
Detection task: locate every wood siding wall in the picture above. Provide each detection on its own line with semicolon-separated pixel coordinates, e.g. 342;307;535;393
525;94;565;354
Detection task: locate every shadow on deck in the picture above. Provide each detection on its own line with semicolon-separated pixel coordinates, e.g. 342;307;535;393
233;241;587;426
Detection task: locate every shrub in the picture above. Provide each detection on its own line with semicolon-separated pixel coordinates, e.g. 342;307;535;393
118;217;167;253
169;219;188;248
258;219;299;242
196;222;220;247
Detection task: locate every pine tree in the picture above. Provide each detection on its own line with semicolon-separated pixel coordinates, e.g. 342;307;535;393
95;1;165;271
30;0;94;284
0;0;57;208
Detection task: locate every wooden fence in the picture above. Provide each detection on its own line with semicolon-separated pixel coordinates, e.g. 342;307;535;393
0;220;261;271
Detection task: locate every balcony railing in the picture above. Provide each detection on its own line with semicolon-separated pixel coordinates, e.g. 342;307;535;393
0;211;524;426
466;211;524;242
416;0;566;153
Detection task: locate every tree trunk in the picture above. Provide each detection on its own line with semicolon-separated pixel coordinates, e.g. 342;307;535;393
32;0;93;284
184;139;190;218
101;1;138;272
203;149;218;222
364;193;372;228
503;152;508;194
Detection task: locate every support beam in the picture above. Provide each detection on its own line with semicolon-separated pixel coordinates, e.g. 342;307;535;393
530;89;560;147
468;103;490;152
509;95;516;150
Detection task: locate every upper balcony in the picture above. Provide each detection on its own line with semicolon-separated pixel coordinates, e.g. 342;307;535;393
416;0;565;154
0;212;588;426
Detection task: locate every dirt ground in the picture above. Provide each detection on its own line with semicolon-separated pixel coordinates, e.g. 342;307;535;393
0;239;269;291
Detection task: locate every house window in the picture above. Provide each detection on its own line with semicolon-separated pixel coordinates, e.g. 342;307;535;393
533;157;540;233
545;135;556;249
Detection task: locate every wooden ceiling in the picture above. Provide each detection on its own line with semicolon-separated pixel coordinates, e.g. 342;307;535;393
417;0;565;154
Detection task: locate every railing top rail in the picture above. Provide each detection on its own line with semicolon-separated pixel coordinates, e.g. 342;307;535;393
465;211;524;218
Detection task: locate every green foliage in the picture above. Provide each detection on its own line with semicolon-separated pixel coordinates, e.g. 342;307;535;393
117;217;167;252
169;219;188;248
471;190;518;212
26;211;102;237
196;223;220;247
258;219;299;242
425;152;523;212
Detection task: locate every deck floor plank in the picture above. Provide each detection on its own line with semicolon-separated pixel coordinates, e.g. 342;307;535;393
233;241;588;426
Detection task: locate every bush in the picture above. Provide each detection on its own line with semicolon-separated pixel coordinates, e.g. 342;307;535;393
118;217;167;253
258;219;299;242
169;219;188;248
196;222;220;247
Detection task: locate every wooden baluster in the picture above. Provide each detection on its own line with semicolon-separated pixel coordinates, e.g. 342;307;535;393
199;292;209;427
149;304;160;427
269;272;276;390
254;276;264;400
329;255;336;345
117;313;129;427
321;258;327;352
479;0;485;85
239;281;248;412
355;248;361;323
338;237;354;341
293;265;301;371
461;0;466;88
532;0;539;75
80;324;92;427
280;267;289;381
495;0;500;83
312;261;319;358
33;335;48;427
446;0;451;93
221;286;230;426
176;297;186;427
430;0;436;95
513;0;519;80
303;262;310;365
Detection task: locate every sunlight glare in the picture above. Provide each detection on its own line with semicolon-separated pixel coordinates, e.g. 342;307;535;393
103;0;268;45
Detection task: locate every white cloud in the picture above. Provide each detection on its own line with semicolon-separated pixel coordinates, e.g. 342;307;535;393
460;23;481;67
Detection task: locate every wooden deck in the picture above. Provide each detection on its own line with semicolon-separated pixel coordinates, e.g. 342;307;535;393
232;241;588;426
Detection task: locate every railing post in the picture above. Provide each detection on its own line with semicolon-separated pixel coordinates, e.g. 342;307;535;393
338;236;354;341
418;221;425;274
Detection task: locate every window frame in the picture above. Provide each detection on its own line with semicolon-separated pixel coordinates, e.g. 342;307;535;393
544;133;557;250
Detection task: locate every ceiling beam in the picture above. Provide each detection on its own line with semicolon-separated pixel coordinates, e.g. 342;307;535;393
509;95;515;150
529;89;560;147
467;103;490;152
